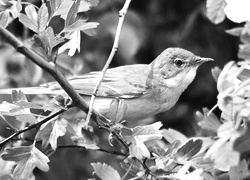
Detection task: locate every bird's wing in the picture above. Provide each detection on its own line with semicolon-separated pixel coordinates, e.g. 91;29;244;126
46;64;151;99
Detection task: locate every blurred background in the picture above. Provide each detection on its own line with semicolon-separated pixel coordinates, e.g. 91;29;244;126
0;0;239;179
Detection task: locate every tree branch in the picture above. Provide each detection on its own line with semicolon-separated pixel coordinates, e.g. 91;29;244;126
85;0;132;125
0;108;66;148
0;26;129;151
0;25;108;126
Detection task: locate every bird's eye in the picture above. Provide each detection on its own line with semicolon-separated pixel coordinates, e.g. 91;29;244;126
174;58;185;67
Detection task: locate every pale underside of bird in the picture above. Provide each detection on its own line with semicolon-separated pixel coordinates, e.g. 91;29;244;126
0;48;213;121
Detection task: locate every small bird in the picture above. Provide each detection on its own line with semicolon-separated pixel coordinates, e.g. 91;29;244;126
0;48;213;121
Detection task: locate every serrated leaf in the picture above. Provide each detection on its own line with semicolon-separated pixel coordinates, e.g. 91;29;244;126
121;122;162;159
0;101;36;123
196;108;221;133
38;3;49;33
162;128;187;144
6;0;21;18
49;0;73;18
79;0;99;12
14;147;49;180
91;162;121;180
65;0;80;28
25;5;37;25
131;121;163;142
2;145;49;180
11;90;27;103
129;136;150;159
226;27;243;37
176;139;202;161
36;118;67;150
58;31;81;56
0;11;9;27
205;137;240;171
108;98;127;124
18;14;38;33
206;0;226;24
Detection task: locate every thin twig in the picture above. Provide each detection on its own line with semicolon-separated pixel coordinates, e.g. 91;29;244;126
85;0;132;125
0;108;65;148
122;159;135;180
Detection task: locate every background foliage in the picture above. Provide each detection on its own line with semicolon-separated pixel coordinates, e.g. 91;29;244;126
0;0;248;180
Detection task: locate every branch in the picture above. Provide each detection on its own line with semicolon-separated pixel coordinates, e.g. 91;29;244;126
0;108;66;148
0;26;129;152
85;0;132;125
0;25;108;125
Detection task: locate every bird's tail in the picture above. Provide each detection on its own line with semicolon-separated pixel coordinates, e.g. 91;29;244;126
0;86;63;95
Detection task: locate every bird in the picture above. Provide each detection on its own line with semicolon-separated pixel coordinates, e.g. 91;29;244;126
0;48;213;121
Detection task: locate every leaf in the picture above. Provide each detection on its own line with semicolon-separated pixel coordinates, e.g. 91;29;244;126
1;145;49;180
240;22;250;44
67;119;99;150
79;0;99;12
131;121;163;142
196;108;221;133
234;122;250;155
18;13;38;33
122;122;162;159
65;0;81;28
58;31;81;56
108;98;127;124
0;101;37;123
12;90;27;103
162;128;187;144
237;68;250;82
65;21;99;32
0;11;9;27
32;34;51;60
91;162;121;180
72;128;100;150
49;0;73;18
205;137;240;171
36;118;67;150
238;44;250;60
229;160;250;180
129;136;150;159
226;27;243;37
211;66;221;82
37;3;49;33
206;0;226;24
5;0;22;18
176;139;203;161
18;5;38;33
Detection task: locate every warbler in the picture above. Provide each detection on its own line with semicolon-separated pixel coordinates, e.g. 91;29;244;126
0;48;213;120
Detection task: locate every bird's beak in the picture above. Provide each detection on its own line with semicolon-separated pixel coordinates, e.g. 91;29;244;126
193;56;214;66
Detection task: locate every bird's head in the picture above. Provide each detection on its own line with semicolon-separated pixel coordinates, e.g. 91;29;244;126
151;47;213;88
